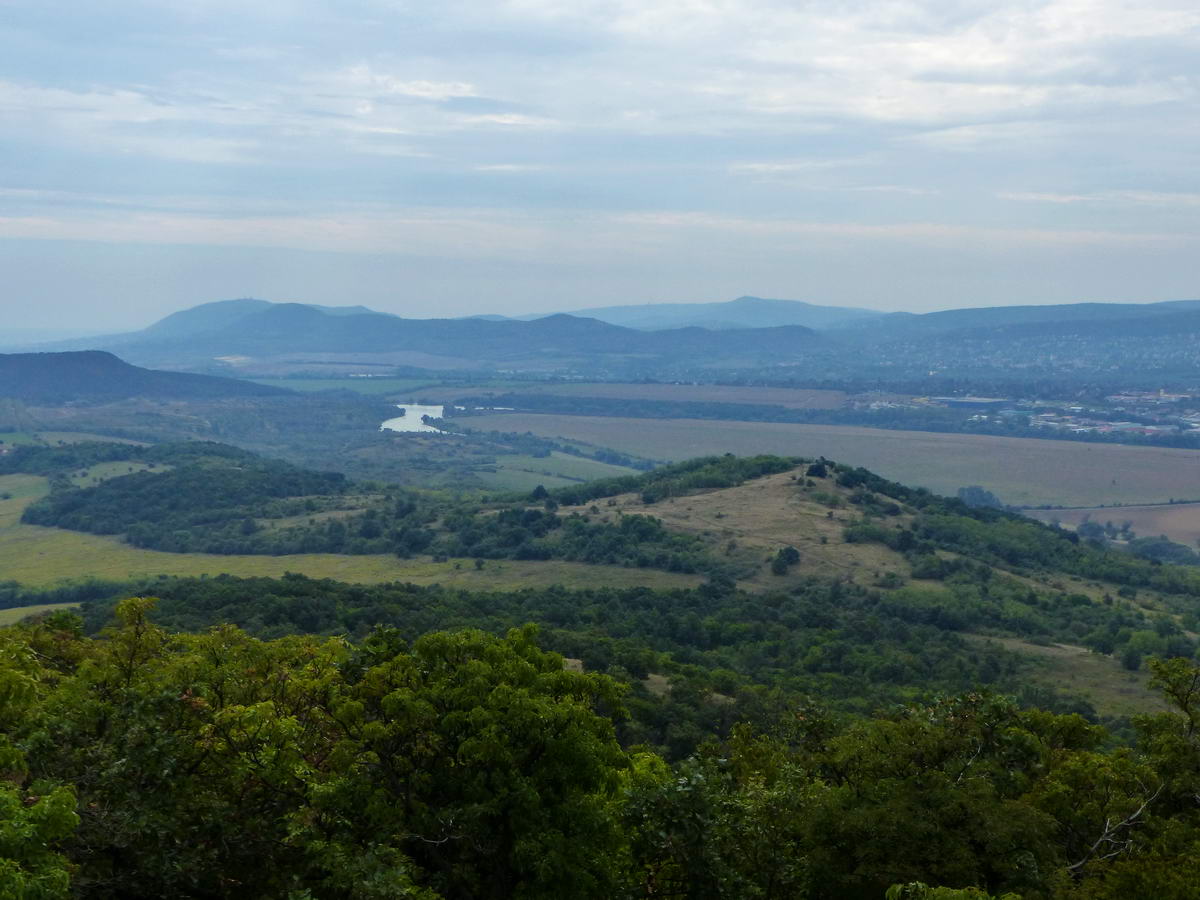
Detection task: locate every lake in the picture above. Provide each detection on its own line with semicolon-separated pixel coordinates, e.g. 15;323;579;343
379;404;447;433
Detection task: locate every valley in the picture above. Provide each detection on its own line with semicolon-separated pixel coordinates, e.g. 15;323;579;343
7;297;1200;898
10;0;1200;888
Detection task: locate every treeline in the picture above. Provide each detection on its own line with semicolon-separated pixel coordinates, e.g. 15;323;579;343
3;605;1199;898
548;454;798;506
22;450;349;545
0;578;131;612
0;439;253;476
10;441;745;575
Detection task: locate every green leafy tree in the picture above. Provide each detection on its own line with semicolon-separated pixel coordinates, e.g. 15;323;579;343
0;632;78;899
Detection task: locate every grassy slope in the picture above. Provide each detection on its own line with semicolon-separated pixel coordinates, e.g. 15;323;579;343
466;413;1200;508
561;465;1166;718
562;469;908;588
964;634;1164;717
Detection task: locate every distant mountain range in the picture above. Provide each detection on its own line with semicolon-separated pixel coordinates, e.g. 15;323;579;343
517;296;883;331
12;295;1200;384
840;299;1200;342
0;351;291;403
25;299;823;374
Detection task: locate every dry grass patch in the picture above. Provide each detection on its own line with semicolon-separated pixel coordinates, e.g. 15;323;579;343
562;467;912;588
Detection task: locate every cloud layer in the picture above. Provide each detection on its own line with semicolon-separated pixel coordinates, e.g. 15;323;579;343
1;0;1197;326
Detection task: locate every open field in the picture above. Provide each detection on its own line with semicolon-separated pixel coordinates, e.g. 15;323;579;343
0;602;80;626
0;474;49;504
467;414;1200;508
965;635;1163;718
1;430;145;446
491;451;639;482
474;468;580;492
69;461;162;487
0;474;699;592
0;528;702;592
1026;502;1200;547
451;382;848;409
0;432;41;447
470;450;643;494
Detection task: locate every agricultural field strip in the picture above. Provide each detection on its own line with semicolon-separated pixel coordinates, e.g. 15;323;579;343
1026;503;1200;548
466;413;1200;508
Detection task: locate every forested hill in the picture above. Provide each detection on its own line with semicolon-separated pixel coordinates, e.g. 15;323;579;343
0;350;291;402
10;440;1200;713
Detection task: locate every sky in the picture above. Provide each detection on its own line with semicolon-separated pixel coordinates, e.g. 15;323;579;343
1;0;1198;331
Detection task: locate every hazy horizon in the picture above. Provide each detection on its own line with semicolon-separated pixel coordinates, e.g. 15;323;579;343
3;1;1198;331
12;291;1200;346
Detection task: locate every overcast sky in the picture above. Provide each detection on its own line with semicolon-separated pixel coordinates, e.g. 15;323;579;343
2;0;1198;330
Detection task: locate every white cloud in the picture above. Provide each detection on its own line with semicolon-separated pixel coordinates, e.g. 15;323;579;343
1;0;1199;315
327;65;477;100
1002;190;1200;207
475;164;544;172
0;202;1187;267
729;158;867;175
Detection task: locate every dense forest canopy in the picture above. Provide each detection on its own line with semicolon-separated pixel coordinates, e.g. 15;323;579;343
3;604;1200;898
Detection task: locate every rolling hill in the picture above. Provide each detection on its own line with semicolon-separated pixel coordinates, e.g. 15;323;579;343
0;350;292;403
31;294;1200;385
830;298;1200;341
539;295;884;330
2;439;1189;729
47;299;826;373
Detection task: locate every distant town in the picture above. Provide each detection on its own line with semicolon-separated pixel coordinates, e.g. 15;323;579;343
855;389;1200;438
